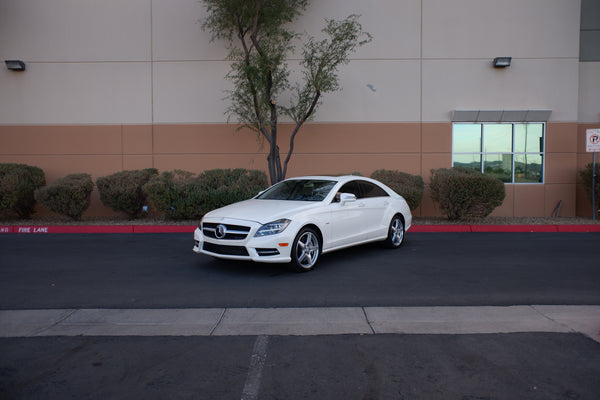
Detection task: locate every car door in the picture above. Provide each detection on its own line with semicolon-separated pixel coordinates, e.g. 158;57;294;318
358;181;391;240
326;180;368;249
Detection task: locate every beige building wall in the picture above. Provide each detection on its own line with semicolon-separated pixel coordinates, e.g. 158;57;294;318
0;0;595;218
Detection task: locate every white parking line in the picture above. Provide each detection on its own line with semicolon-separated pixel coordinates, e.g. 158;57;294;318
241;335;269;400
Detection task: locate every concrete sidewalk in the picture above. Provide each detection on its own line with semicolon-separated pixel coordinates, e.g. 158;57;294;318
2;306;599;343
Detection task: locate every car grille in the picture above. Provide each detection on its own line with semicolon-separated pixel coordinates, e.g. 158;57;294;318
202;223;251;240
203;242;249;256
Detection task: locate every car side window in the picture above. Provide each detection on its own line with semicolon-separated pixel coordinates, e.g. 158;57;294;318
338;181;362;198
359;181;389;198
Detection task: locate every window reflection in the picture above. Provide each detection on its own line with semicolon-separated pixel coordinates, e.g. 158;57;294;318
514;124;543;153
483;124;512;153
453;124;481;152
483;154;512;182
452;122;545;184
515;154;543;183
453;154;481;171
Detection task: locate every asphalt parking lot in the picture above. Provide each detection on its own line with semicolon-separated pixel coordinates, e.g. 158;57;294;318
2;333;599;400
1;232;599;399
1;232;599;309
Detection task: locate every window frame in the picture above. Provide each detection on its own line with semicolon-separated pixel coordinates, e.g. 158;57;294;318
452;122;546;184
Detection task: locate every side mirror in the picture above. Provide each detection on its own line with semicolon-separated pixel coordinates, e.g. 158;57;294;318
339;193;357;205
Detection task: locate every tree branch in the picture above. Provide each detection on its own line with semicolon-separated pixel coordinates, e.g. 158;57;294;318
282;90;320;178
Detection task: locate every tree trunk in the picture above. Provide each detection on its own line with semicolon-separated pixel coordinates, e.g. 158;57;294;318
267;144;283;185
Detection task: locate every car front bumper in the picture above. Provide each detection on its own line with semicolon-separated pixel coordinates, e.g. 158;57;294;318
193;225;294;264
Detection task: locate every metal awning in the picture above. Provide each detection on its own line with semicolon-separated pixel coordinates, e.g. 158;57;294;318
452;110;552;122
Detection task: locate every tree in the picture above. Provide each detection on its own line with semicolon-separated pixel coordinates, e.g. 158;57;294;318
202;0;371;184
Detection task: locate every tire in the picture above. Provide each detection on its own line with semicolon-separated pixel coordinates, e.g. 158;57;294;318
383;215;405;249
290;227;321;272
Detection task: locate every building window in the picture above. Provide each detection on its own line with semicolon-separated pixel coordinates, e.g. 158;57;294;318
452;123;545;183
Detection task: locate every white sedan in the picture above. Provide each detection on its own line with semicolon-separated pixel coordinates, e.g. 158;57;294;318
193;175;412;272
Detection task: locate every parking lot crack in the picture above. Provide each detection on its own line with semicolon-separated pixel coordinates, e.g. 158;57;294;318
209;308;227;336
362;307;376;335
30;309;79;336
529;305;576;333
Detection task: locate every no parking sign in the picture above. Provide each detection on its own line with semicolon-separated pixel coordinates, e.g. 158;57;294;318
587;129;600;153
586;129;599;220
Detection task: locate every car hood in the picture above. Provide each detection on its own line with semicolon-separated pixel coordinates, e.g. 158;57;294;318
203;199;321;225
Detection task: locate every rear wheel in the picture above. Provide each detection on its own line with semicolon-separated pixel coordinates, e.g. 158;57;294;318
383;215;405;249
291;227;321;272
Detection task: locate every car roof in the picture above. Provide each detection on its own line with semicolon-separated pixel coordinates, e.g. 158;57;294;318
284;175;378;185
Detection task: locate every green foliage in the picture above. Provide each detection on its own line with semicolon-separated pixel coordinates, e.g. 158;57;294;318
143;170;205;220
201;1;371;184
143;169;269;220
578;162;600;215
96;169;158;219
35;174;94;221
371;169;424;211
0;163;46;219
429;167;506;220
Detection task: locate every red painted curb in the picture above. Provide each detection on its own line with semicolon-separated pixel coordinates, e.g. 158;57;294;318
409;225;472;232
0;225;196;234
133;225;196;233
556;225;600;232
1;224;599;234
470;225;559;233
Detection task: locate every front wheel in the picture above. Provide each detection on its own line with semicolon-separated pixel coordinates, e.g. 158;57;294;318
383;215;405;249
291;227;321;272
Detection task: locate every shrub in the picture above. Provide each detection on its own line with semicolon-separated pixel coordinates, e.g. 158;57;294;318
35;174;94;220
143;170;206;220
96;168;158;219
196;169;269;212
371;169;424;210
143;168;269;220
578;162;600;216
0;163;46;219
429;167;505;220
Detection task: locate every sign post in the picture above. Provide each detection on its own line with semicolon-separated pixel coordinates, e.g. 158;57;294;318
586;129;600;220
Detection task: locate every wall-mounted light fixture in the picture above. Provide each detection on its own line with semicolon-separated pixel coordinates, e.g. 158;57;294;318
5;60;26;71
493;57;511;68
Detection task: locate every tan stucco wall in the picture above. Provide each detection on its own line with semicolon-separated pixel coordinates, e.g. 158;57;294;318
0;122;588;218
1;0;595;218
0;0;584;125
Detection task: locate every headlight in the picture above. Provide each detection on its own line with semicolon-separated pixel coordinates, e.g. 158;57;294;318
255;219;291;237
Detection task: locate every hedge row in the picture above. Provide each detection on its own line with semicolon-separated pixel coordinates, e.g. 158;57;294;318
0;164;504;221
18;163;600;221
0;165;270;221
142;168;268;220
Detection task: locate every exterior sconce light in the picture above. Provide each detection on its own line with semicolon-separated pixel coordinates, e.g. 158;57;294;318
493;57;511;68
5;60;26;71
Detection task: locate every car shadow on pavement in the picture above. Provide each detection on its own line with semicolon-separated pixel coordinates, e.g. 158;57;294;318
195;241;392;277
198;257;296;277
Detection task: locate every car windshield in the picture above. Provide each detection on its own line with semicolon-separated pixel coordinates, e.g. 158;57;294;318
256;179;337;201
